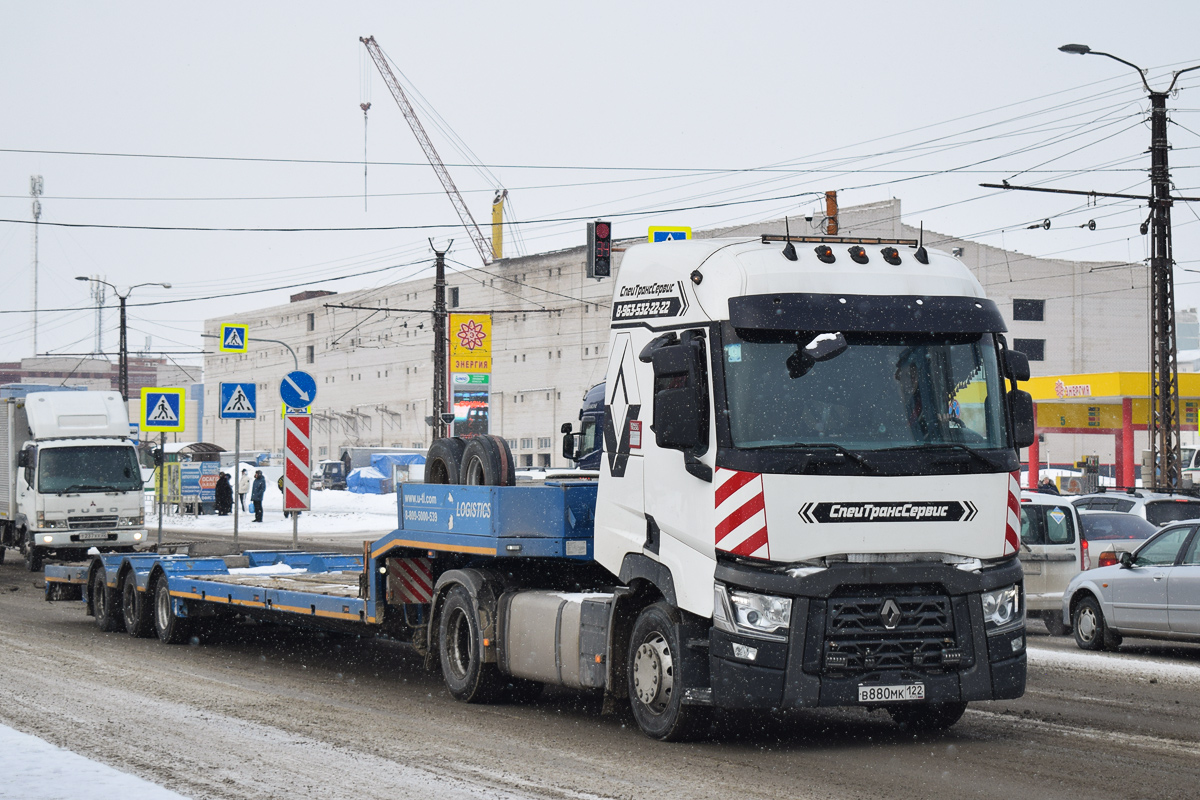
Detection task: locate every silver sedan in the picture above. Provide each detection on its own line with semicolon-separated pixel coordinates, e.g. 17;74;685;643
1061;521;1200;650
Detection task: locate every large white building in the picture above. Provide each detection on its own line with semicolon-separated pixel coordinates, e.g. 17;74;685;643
203;199;1152;468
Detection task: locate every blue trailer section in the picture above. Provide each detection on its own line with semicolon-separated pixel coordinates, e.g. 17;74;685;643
47;481;599;633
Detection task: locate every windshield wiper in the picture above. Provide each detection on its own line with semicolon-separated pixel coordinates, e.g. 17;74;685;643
757;442;876;472
888;443;996;467
57;484;116;495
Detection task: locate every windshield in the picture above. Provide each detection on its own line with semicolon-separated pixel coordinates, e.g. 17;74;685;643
720;325;1008;451
1079;513;1156;541
38;445;143;493
579;415;599;457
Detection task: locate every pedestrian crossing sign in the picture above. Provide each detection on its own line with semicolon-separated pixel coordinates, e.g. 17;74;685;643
648;226;692;243
219;324;249;353
141;387;186;432
219;382;257;419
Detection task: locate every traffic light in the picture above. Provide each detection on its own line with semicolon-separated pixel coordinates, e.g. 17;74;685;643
587;220;612;278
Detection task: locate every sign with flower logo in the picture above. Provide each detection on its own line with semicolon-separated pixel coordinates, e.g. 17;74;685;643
450;314;492;373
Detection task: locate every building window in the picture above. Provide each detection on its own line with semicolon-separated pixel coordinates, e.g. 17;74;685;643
522;454;533;467
449;287;460;308
520;437;533;449
506;439;517;450
306;345;314;364
1013;299;1045;322
1013;338;1046;361
538;453;551;467
537;437;552;449
307;313;315;332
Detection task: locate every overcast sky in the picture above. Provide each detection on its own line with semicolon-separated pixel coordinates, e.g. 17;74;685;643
4;1;1200;368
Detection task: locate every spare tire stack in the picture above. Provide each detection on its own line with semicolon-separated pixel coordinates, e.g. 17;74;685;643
425;435;515;487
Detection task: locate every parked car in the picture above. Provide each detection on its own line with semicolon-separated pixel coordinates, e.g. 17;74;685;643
1071;490;1200;527
1077;510;1158;567
1019;491;1087;635
1062;522;1200;650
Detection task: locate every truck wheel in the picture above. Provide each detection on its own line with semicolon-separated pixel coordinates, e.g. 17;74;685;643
153;578;193;644
437;584;500;703
888;701;967;731
426;437;467;485
1042;612;1070;637
1072;595;1108;651
0;546;5;565
627;602;711;741
460;436;515;487
122;577;154;638
23;541;43;572
91;568;122;632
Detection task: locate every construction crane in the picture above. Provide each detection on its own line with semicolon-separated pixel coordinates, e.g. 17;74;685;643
360;35;494;265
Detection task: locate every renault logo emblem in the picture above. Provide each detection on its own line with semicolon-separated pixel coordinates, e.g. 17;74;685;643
880;598;902;630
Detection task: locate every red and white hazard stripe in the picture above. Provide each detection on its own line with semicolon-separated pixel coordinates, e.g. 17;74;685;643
284;413;312;511
388;557;433;604
1003;470;1021;556
715;467;770;560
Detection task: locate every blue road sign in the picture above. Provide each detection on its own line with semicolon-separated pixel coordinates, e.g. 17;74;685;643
279;370;317;409
141;387;186;432
219;324;249;353
219;382;258;419
128;423;139;446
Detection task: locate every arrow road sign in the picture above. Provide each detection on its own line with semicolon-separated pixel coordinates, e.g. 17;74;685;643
279;370;317;409
219;324;249;353
141;387;186;432
219;382;257;419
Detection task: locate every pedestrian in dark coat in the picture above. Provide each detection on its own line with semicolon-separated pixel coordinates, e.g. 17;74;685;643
251;470;267;522
214;473;234;516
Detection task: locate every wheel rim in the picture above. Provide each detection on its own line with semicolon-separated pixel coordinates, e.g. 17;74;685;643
632;632;674;714
156;584;171;632
94;573;107;617
124;582;136;623
446;607;472;680
462;456;486;485
1076;605;1098;642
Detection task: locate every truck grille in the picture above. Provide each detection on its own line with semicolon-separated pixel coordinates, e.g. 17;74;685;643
68;515;119;529
822;592;960;676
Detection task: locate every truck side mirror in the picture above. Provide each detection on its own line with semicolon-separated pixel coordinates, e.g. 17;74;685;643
1010;389;1035;450
561;423;577;461
1004;350;1030;382
649;330;709;453
16;449;29;468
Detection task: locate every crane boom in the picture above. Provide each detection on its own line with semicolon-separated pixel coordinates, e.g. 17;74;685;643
360;35;493;265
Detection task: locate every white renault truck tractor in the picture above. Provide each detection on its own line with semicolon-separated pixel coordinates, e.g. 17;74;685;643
0;391;147;570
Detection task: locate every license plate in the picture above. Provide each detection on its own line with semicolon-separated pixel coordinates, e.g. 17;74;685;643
858;683;925;703
76;531;110;541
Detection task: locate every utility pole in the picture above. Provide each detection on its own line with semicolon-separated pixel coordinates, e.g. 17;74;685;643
431;240;451;440
984;46;1200;491
30;176;43;356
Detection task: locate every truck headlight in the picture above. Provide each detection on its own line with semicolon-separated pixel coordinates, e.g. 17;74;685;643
118;514;144;527
982;583;1023;631
713;583;792;641
36;513;68;529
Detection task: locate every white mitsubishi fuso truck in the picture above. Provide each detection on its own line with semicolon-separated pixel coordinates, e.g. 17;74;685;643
0;391;147;570
55;234;1034;743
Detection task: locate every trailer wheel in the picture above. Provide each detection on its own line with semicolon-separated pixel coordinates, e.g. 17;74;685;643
426;437;468;485
460;436;515;487
153;578;193;644
627;602;711;741
437;584;500;703
122;577;154;638
888;701;967;731
91;568;122;632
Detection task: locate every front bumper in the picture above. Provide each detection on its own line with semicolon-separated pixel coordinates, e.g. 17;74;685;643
32;529;147;548
706;558;1026;709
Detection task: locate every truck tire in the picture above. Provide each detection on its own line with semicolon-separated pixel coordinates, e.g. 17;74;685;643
153;578;193;644
426;437;468;485
91;568;122;632
23;534;43;572
1072;595;1115;651
460;436;515;487
122;577;154;638
888;701;967;731
0;546;5;565
437;584;501;703
627;602;712;741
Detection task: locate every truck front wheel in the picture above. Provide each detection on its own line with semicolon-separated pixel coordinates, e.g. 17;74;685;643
627;602;711;741
888;701;967;731
91;568;122;632
438;585;501;703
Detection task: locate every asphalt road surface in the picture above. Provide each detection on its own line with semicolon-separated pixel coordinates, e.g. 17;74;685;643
1;555;1199;800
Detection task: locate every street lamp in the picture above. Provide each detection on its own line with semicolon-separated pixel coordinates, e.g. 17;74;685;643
75;277;172;401
1058;45;1200;490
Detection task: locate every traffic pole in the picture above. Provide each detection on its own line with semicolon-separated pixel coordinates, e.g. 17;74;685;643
233;419;240;552
156;432;164;546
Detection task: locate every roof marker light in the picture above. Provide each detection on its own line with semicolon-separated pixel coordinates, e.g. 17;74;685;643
814;244;836;264
881;247;901;266
848;246;869;264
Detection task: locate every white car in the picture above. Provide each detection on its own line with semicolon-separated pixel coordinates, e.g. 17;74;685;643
1019;491;1087;635
1076;510;1157;567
